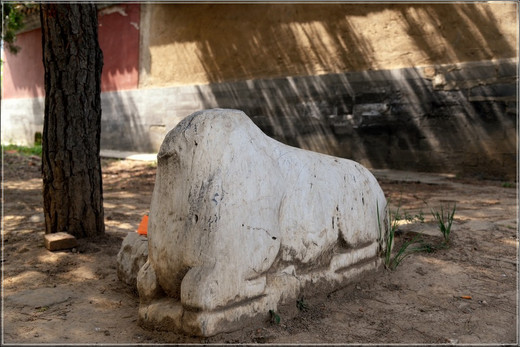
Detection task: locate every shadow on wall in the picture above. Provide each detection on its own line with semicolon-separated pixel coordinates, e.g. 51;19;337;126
144;3;516;179
1;27;44;99
398;3;515;65
97;3;140;92
143;3;515;83
192;61;516;180
100;90;153;153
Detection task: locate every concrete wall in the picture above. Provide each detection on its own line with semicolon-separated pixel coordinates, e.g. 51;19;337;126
1;3;517;180
5;58;510;177
137;2;519;180
100;58;516;180
140;3;517;87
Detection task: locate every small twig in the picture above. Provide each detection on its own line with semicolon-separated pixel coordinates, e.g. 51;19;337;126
33;316;53;321
412;326;435;339
366;297;390;305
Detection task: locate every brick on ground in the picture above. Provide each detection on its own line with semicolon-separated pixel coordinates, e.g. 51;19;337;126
44;232;78;251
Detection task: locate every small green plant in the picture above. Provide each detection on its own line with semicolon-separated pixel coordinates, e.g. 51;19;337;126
296;297;309;312
414;210;425;223
502;182;514;188
378;201;431;270
376;202;393;263
383;207;397;269
402;210;425;223
404;211;414;223
269;309;280;325
431;204;456;244
417;240;435;253
389;234;430;269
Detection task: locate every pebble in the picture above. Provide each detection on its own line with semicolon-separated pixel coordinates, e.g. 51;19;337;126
29;214;44;223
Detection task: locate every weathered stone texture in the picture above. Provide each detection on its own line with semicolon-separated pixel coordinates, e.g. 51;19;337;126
137;109;388;336
117;232;149;289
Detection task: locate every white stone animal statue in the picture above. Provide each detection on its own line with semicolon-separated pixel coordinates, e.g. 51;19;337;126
137;108;388;336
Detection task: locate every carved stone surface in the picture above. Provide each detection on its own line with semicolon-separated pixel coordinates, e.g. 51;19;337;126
117;232;149;289
137;108;388;336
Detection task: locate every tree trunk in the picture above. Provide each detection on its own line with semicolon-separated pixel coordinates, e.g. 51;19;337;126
40;4;105;238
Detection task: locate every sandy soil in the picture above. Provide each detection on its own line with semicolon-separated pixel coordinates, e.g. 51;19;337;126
2;151;518;344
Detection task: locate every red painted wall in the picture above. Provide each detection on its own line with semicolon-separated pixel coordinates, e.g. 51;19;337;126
1;3;140;99
98;4;140;92
2;28;44;99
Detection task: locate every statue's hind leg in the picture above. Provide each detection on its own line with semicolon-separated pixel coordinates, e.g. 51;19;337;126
329;197;386;275
180;265;267;311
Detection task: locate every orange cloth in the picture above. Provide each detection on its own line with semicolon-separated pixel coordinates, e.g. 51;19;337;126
137;215;148;236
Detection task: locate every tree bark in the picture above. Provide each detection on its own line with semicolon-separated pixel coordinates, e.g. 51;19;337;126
40;4;105;238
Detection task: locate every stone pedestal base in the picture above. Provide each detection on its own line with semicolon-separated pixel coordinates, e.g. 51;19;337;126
138;242;382;337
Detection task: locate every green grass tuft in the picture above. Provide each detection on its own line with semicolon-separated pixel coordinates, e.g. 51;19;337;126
2;144;42;157
431;204;456;244
378;200;438;270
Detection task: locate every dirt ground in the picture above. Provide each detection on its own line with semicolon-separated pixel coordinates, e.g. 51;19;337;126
2;151;518;344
